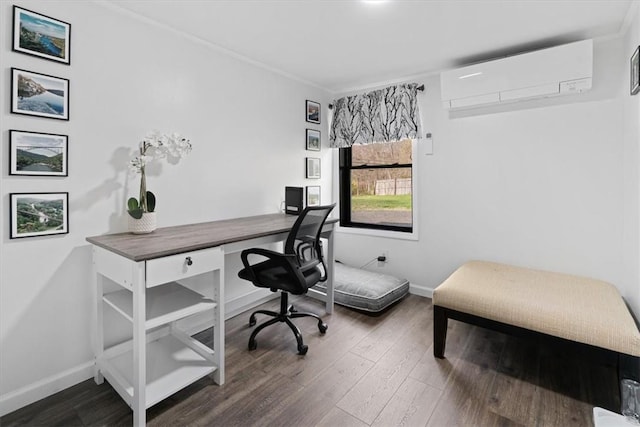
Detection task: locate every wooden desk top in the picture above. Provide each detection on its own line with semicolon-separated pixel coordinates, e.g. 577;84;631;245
86;213;338;262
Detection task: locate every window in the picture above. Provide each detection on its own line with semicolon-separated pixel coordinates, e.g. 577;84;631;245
339;138;413;233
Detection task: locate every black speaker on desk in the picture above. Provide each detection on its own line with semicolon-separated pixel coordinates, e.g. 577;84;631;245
285;187;304;215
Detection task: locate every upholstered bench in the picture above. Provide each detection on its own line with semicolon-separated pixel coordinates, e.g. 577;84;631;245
313;262;409;312
432;261;640;378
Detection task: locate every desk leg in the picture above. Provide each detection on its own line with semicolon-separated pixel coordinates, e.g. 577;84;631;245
212;267;225;385
132;265;146;427
325;229;334;314
93;272;104;385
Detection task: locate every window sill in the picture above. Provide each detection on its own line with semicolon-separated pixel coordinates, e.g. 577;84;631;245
335;224;418;241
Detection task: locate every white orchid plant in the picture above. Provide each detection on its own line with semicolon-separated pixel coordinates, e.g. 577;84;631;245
128;130;192;219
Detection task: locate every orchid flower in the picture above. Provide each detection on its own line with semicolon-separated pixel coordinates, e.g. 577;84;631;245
127;131;192;218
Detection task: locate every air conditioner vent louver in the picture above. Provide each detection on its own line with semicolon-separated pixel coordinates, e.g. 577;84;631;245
440;40;593;110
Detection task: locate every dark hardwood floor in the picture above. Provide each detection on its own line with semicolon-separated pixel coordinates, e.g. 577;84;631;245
1;294;619;426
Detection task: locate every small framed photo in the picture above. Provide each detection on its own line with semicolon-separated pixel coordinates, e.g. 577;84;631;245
10;130;68;176
306;157;321;179
306;129;321;151
11;68;69;120
10;192;69;239
632;45;639;96
306;100;320;124
306;186;320;207
13;6;71;65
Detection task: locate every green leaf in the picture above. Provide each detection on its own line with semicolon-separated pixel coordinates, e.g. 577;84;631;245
127;197;139;212
127;197;143;218
146;191;156;212
128;208;144;219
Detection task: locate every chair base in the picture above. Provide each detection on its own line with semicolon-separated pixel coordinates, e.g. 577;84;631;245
248;291;327;355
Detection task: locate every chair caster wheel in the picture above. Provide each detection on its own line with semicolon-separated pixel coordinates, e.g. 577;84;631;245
249;316;256;327
318;323;328;334
248;340;257;351
298;345;308;355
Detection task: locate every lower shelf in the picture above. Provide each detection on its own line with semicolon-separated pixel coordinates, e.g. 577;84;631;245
100;334;216;409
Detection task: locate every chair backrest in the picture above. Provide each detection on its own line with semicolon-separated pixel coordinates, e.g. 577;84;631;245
284;204;335;272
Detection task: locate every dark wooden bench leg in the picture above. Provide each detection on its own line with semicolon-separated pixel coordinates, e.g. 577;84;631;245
434;305;448;358
619;354;640;382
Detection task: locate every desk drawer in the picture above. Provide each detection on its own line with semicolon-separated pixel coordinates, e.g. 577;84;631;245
146;247;223;288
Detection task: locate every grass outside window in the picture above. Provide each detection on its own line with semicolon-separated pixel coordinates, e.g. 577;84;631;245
351;194;412;210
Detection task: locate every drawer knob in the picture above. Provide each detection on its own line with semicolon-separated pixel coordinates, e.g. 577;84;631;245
185;256;193;266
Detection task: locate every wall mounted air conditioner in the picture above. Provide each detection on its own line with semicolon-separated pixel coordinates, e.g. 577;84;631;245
440;39;592;110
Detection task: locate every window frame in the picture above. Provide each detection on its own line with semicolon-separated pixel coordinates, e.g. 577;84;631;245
338;140;417;236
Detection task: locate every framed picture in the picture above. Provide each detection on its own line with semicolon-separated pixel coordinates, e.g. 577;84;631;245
306;100;320;124
13;6;71;64
306;186;320;207
10;130;68;176
10;192;69;239
306;157;320;179
306;129;321;151
632;45;639;96
11;68;69;120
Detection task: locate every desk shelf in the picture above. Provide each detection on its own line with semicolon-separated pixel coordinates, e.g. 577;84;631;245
103;282;216;330
100;334;216;409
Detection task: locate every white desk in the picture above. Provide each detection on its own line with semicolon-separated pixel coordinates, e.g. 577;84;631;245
87;213;337;426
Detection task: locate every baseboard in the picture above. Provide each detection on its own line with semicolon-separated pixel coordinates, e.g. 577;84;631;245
409;282;433;298
181;289;279;335
225;289;279;320
0;361;94;417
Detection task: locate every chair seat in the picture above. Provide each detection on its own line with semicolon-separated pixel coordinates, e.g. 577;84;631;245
238;258;322;295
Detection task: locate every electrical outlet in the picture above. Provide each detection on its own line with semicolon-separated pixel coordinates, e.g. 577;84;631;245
377;251;388;265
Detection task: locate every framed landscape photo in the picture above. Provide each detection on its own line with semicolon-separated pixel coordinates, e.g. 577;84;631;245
306;100;320;124
11;68;69;120
10;130;68;176
306;157;320;179
632;45;639;96
13;6;71;64
306;129;321;151
306;186;320;207
10;192;69;239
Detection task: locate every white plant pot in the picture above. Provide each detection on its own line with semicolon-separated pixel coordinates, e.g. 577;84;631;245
128;212;157;234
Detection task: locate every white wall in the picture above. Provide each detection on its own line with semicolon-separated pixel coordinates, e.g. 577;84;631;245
0;0;331;414
622;1;640;319
336;35;640;317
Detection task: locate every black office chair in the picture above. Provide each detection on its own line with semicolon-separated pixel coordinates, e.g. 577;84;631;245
238;204;336;355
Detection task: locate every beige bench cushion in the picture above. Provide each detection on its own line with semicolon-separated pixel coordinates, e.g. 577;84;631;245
433;261;640;357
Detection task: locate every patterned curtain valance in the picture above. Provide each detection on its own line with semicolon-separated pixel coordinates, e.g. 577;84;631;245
329;83;422;148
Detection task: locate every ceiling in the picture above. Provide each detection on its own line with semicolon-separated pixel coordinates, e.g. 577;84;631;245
107;0;634;93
